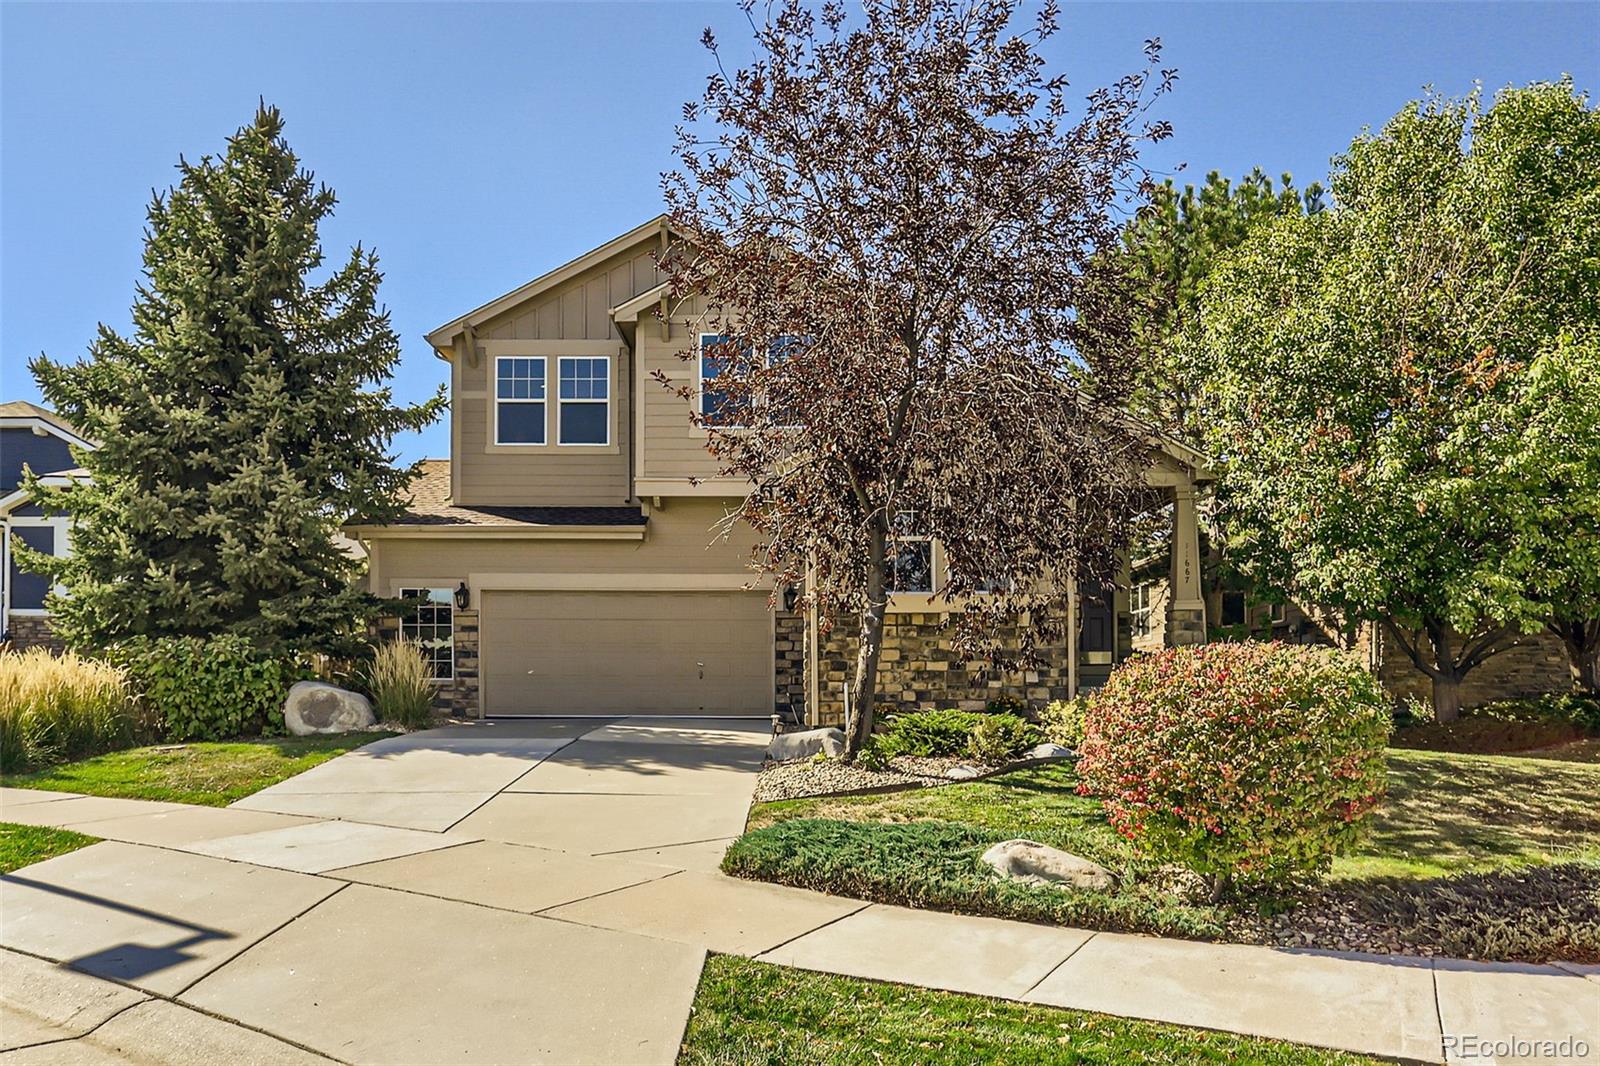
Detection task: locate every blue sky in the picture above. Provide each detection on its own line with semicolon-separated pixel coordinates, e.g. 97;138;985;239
3;2;1594;464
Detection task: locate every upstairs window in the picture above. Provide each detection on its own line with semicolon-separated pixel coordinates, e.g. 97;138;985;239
495;356;546;445
700;334;809;427
699;334;751;426
558;356;610;445
398;587;454;681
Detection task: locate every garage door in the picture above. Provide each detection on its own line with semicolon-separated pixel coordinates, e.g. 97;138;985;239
480;590;773;716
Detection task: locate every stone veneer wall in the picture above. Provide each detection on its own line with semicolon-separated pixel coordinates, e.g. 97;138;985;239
810;612;1074;727
3;615;63;653
774;608;805;723
1369;625;1574;708
378;609;479;718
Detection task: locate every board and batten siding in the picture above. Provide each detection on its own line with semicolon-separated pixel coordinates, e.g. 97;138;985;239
450;242;665;507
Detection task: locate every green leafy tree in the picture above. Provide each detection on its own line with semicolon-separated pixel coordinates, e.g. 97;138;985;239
1198;80;1600;719
24;104;443;656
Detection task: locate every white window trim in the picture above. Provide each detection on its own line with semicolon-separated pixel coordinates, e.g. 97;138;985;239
397;585;455;683
492;355;549;448
2;515;70;619
556;355;611;448
1130;581;1155;637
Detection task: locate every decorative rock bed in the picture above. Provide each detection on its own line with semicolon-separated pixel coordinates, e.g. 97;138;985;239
753;750;1075;803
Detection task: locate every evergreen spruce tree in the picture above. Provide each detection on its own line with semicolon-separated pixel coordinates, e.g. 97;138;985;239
25;104;443;655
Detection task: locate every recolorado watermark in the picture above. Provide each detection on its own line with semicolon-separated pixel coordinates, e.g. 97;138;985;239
1443;1034;1592;1060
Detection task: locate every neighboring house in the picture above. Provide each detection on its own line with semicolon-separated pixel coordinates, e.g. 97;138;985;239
0;400;92;650
346;217;1215;724
1130;561;1574;708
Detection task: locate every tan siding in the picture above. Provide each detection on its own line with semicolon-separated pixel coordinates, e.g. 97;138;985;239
449;239;666;506
369;500;755;586
636;305;723;482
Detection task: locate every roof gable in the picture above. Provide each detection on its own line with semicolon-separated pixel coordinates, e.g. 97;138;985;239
425;215;682;355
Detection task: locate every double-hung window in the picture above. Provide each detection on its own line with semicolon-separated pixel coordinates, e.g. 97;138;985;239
700;334;809;427
495;356;546;445
699;334;751;426
887;512;934;593
558;356;610;445
1131;582;1155;637
398;587;454;681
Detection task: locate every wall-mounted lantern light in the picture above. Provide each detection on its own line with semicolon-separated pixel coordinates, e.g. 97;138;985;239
454;582;471;610
782;584;801;612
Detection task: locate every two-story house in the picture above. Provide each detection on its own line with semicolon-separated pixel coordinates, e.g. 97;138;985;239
347;217;1214;725
1;400;92;650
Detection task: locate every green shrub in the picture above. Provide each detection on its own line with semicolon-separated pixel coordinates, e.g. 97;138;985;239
722;818;1226;940
966;714;1043;763
983;693;1029;716
114;635;296;741
1039;697;1088;748
0;649;138;772
877;709;987;757
367;639;436;729
1472;692;1600;733
1075;641;1392;896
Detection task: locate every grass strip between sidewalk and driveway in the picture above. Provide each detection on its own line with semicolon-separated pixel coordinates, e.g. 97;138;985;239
0;732;395;806
0;823;100;873
678;955;1382;1066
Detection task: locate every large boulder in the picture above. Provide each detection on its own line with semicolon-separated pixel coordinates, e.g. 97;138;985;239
767;727;846;762
1025;743;1075;760
284;681;376;736
981;839;1115;890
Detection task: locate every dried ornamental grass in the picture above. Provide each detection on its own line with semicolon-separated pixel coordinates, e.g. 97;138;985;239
368;639;435;729
0;648;136;771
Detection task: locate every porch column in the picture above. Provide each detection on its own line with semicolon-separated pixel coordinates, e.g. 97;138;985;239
1168;486;1207;646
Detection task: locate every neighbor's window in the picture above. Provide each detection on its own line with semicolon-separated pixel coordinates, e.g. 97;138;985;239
399;587;454;681
558;356;610;445
1131;582;1155;637
887;513;933;594
495;356;546;445
1220;590;1247;626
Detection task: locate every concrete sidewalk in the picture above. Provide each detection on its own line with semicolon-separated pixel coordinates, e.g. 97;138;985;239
4;717;1597;1064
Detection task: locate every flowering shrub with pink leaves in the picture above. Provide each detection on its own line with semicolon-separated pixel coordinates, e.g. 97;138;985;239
1075;642;1391;895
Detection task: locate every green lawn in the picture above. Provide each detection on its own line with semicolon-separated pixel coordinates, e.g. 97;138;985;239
746;749;1600;880
679;955;1381;1066
0;733;394;806
730;749;1600;959
0;823;100;873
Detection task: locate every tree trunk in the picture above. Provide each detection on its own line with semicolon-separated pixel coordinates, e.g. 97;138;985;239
846;520;889;758
1551;617;1600;696
1431;671;1464;723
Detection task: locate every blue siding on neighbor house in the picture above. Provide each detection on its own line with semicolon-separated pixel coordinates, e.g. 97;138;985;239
7;524;55;609
1;428;75;494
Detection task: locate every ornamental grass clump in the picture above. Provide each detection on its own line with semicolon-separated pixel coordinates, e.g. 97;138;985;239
0;648;137;771
1075;642;1392;898
368;639;435;729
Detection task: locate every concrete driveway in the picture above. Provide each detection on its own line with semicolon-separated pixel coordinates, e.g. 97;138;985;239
2;717;835;1065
